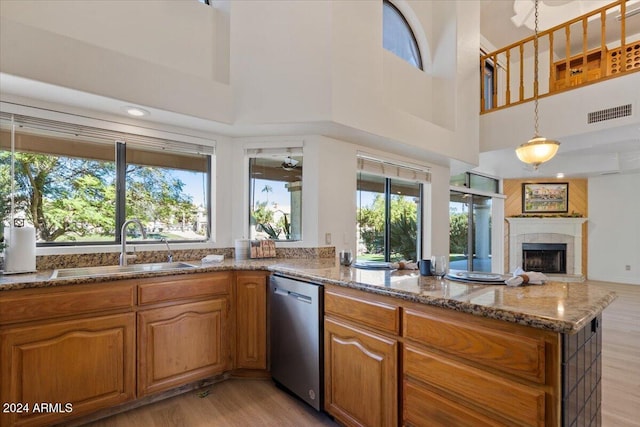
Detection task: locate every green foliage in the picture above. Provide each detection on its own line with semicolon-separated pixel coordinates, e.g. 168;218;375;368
0;151;195;242
389;212;417;261
449;212;468;254
357;194;419;261
250;201;274;227
256;222;281;239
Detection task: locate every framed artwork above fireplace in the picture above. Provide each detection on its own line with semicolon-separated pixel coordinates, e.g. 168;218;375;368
522;182;569;213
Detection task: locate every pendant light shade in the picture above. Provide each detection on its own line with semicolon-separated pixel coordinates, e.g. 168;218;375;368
516;137;560;170
516;0;560;170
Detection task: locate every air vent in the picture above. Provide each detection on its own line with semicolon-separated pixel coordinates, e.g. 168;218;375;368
588;104;632;124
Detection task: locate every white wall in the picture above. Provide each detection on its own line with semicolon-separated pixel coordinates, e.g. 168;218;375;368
481;72;640;153
0;1;233;124
220;134;447;258
588;172;640;285
1;0;466;260
1;0;481;168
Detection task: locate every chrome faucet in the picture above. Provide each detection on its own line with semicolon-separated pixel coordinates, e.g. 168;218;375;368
160;238;173;263
120;219;146;266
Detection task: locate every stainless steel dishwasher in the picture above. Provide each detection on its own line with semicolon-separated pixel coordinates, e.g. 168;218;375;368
269;274;323;411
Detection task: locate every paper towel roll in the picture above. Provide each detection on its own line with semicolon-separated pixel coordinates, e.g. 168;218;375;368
235;239;250;261
4;226;36;273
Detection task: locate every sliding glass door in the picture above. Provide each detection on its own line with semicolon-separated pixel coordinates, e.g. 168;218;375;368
449;191;492;272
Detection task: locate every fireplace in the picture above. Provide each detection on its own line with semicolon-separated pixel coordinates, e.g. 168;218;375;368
506;217;587;279
522;243;567;274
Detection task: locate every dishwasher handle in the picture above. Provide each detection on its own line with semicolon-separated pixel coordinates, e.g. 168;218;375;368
273;287;313;304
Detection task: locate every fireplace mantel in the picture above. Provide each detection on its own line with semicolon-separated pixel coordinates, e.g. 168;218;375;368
506;217;587;237
506;217;588;278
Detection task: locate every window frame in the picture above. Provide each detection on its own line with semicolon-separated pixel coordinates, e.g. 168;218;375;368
357;172;424;263
247;148;303;243
1;112;214;247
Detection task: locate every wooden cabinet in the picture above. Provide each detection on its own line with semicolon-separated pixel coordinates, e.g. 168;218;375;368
553;49;604;91
0;272;233;426
0;281;136;427
324;317;398;427
322;284;561;427
234;271;268;371
136;272;232;396
608;42;640;75
324;286;399;427
137;298;229;396
401;303;560;427
0;313;135;427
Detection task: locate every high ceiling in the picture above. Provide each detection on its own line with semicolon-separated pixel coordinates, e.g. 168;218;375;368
480;0;640;50
478;0;640;179
1;1;638;180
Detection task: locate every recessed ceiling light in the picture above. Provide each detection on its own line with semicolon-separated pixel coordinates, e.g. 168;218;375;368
556;173;565;178
124;106;149;117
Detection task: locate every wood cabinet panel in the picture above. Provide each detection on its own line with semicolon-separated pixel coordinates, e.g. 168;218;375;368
324;317;397;427
325;288;399;334
0;281;135;325
403;379;506;427
403;308;545;383
0;313;135;427
137;298;229;396
234;272;268;370
138;272;231;306
404;345;545;427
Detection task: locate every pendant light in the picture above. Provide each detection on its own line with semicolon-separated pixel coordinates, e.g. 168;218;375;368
515;0;560;170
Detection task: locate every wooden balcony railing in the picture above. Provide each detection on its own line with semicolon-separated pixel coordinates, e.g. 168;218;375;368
481;0;640;113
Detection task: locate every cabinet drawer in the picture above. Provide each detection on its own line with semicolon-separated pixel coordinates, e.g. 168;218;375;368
0;281;135;325
325;289;399;334
403;379;506;427
403;308;545;383
138;272;231;305
404;345;545;427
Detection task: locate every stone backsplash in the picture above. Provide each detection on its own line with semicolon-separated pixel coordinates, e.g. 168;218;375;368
27;246;335;271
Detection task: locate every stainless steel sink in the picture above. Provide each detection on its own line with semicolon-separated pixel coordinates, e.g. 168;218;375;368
51;262;198;279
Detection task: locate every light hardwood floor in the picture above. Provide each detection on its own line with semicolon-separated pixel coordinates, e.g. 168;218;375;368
82;379;338;427
597;281;640;427
80;281;639;427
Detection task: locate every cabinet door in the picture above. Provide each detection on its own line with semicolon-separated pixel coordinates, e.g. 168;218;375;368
235;272;268;370
137;298;229;396
0;313;135;427
324;317;398;427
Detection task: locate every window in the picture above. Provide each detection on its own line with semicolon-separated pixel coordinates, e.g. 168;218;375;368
356;156;429;263
483;59;495;110
450;172;499;193
449;192;492;272
0;113;213;245
449;172;501;272
383;0;423;70
248;150;302;241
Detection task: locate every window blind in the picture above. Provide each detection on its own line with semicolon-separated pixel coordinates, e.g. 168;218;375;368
0;112;215;156
357;154;430;183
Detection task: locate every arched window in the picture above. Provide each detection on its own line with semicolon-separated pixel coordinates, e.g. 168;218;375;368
383;0;423;70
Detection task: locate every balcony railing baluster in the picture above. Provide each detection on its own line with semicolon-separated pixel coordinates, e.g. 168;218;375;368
480;0;639;114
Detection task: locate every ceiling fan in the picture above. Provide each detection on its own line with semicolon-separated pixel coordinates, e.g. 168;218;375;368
281;157;299;171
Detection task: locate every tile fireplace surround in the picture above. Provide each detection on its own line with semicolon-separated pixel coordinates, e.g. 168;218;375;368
506;217;588;281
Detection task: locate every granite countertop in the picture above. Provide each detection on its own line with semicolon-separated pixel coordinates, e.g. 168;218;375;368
0;258;616;334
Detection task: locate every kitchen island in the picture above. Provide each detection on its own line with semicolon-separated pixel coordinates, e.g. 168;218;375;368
1;258;616;426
